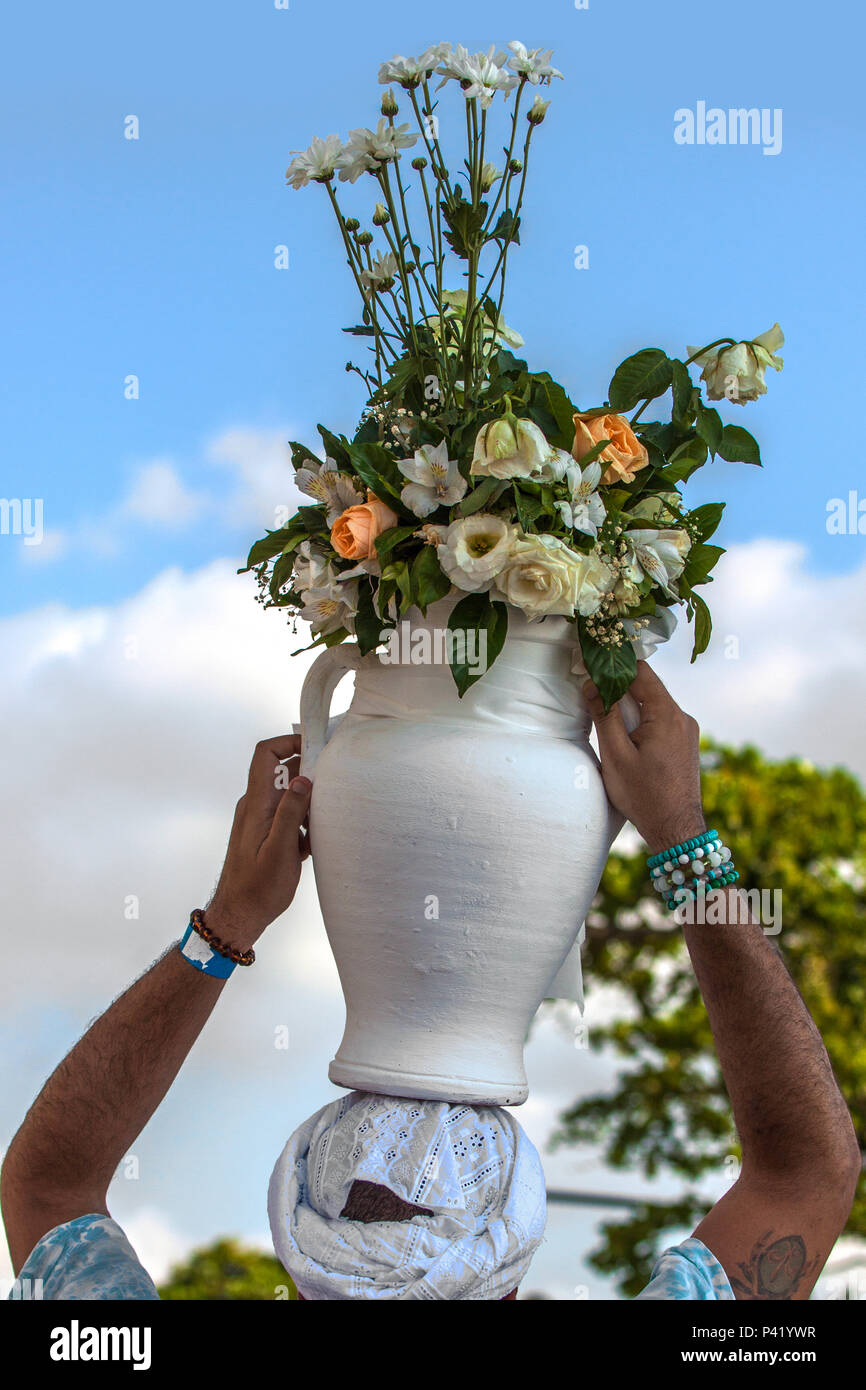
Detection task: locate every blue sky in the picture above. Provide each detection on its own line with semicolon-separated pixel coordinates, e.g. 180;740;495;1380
2;0;865;1300
3;0;865;612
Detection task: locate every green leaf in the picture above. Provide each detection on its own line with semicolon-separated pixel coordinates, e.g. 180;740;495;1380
718;424;762;466
342;324;375;336
347;441;408;508
671;359;696;425
374;524;419;561
490;208;521;246
662;436;708;484
447;592;508;697
513;484;547;532
578;622;638;712
442;189;488;259
687;502;725;543
289;440;319;470
317;426;352;470
696;404;723;457
608;349;673;413
355;577;387;655
411;544;452;613
681;543;725;589
690;591;712;661
457;475;504;516
240;524;301;572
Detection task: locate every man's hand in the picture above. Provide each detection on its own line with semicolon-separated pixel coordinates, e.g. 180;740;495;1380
207;735;312;949
583;660;706;852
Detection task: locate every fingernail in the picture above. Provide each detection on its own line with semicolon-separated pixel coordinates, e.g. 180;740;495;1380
289;777;311;795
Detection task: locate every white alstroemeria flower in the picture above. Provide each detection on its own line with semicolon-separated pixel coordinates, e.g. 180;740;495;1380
378;46;449;88
438;45;519;107
335;557;381;580
624;528;691;595
437;514;516;592
398;440;468;518
285;135;344;189
556;460;606;539
471;416;556;482
536;448;572;484
299;570;360;635
295;456;365;524
335;119;418;183
360;251;399;292
293;539;332;593
507;41;563;84
687;324;784;405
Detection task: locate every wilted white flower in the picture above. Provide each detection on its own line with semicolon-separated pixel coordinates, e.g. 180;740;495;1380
688;324;784;405
556;460;606;539
507;41;563;84
623;528;691;595
480;161;502;192
437;514;516;592
437;44;519;107
397;440;468;518
623;605;678;659
470;416;555;482
285;134;344;189
335;119;418;183
294;456;364;524
494;533;613;620
360;251;399;291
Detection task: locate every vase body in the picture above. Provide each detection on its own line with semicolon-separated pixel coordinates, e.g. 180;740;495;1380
299;596;622;1106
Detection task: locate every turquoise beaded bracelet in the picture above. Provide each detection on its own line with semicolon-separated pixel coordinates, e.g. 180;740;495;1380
647;830;720;869
647;830;739;911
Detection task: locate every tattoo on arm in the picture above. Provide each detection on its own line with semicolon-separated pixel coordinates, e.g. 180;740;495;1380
728;1230;821;1301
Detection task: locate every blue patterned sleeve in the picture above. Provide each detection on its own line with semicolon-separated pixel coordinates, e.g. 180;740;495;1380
634;1237;735;1300
8;1214;160;1301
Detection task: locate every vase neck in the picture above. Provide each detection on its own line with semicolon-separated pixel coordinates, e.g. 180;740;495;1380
349;600;591;740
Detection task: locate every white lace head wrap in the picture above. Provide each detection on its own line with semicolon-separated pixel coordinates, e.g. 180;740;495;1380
268;1091;547;1300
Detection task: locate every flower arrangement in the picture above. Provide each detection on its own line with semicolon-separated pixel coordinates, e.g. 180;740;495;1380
242;40;783;709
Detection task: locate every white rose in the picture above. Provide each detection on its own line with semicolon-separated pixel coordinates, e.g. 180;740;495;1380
470;416;555;481
688;324;784;405
493;533;613;620
437;514;516;593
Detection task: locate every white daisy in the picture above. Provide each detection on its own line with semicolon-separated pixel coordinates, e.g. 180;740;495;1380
335;119;418;182
285;134;344;189
507;41;563;84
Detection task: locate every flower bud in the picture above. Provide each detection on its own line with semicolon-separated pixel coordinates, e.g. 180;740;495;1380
344;217;360;233
372;202;390;226
527;96;551;125
411;155;428;170
357;230;374;246
381;88;399;118
508;158;523;174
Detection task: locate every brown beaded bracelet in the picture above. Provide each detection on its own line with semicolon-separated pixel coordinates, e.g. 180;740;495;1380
189;908;256;967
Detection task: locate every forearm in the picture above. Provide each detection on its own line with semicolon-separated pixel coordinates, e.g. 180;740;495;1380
684;887;858;1184
1;943;227;1271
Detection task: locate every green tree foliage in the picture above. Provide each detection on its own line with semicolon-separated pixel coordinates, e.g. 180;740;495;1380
158;1238;298;1301
553;740;866;1296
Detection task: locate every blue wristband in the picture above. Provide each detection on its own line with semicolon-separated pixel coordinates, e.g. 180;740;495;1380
178;923;237;979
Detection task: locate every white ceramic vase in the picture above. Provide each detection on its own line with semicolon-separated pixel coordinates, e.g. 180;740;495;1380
298;596;628;1106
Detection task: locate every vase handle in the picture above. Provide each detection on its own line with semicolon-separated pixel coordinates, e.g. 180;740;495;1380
298;643;366;780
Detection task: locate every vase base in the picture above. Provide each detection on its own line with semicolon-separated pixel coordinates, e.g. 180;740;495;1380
328;1056;528;1107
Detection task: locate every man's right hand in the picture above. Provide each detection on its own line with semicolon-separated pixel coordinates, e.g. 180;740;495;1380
583;661;706;852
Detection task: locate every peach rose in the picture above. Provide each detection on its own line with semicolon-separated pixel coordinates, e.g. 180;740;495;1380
572;411;649;486
330;490;399;560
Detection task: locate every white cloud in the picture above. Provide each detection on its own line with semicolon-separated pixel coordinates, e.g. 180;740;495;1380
206;427;307;532
119;460;206;527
